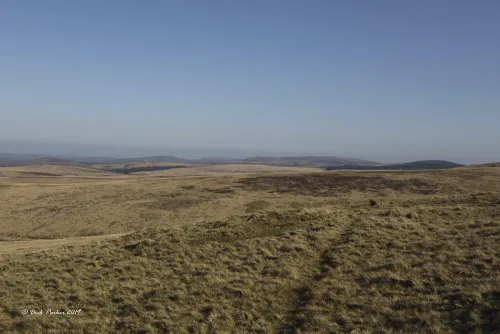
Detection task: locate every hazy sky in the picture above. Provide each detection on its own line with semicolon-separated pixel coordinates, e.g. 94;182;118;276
1;1;499;163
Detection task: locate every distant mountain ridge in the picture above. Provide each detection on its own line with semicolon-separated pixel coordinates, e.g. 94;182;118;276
241;156;378;167
0;154;470;170
0;153;376;168
111;156;189;164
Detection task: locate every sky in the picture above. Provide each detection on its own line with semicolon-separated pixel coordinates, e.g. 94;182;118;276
1;0;499;163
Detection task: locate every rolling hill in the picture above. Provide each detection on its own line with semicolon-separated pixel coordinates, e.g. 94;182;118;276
0;153;377;168
472;162;500;167
241;156;378;167
325;160;465;170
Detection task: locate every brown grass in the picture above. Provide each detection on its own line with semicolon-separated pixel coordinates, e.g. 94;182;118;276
0;165;498;333
237;173;442;196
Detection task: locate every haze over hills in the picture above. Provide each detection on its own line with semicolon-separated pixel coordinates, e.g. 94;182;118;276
0;153;377;168
242;156;378;167
0;139;482;170
0;151;469;172
111;155;190;164
1;139;496;165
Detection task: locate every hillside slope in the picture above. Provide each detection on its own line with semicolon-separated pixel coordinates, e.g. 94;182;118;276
0;153;378;168
326;160;465;170
1;207;498;333
473;162;500;167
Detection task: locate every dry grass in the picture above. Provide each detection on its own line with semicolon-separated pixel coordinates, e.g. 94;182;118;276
237;173;442;196
0;165;118;178
0;165;498;333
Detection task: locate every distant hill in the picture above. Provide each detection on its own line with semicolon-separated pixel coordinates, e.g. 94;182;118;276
0;153;46;165
325;160;465;171
0;154;88;167
0;153;378;168
2;154;467;171
0;153;44;160
241;156;377;167
471;162;500;167
31;157;83;165
105;165;187;174
110;156;191;164
97;155;378;167
196;157;240;164
102;155;377;168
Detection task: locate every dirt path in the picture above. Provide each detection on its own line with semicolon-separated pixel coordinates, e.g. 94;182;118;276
0;233;127;255
278;216;359;333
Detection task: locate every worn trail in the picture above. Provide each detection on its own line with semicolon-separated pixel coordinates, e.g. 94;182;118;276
0;233;126;255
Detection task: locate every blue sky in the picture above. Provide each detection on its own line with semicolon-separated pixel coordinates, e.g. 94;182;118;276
1;0;499;163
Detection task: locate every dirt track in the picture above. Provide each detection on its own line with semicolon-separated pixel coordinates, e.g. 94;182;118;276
0;233;126;255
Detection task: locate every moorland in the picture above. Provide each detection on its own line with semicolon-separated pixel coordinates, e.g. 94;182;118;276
0;162;498;333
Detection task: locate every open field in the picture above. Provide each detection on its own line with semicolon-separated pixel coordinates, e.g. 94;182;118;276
0;164;499;333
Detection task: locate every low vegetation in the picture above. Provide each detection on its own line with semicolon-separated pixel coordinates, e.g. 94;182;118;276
104;165;187;174
238;173;442;196
325;160;465;171
0;164;498;333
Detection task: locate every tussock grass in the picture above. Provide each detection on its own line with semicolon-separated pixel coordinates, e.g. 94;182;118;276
0;166;499;332
239;173;443;195
0;205;498;333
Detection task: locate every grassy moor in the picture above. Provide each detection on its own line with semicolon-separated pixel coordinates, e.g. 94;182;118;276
0;164;498;333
